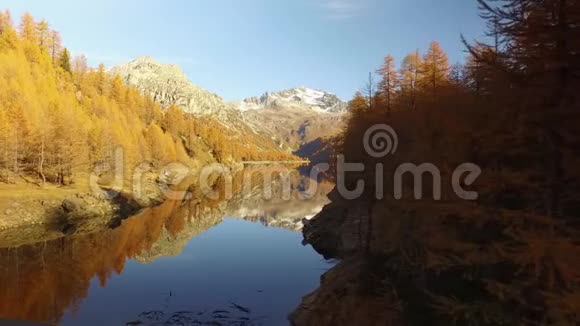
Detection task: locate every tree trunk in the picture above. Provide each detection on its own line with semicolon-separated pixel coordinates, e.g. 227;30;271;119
13;135;18;174
386;73;391;114
39;138;46;186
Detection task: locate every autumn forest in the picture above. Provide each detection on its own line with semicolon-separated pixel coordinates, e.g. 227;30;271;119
303;0;580;324
0;11;295;189
0;0;580;325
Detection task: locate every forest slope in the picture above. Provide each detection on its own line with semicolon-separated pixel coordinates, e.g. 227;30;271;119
293;1;580;324
0;11;297;230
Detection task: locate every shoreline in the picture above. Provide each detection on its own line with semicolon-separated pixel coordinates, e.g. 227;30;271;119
0;173;168;248
0;162;303;248
290;185;580;325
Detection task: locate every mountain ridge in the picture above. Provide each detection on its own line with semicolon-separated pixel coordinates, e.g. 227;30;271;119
110;56;349;152
236;86;348;115
109;56;225;116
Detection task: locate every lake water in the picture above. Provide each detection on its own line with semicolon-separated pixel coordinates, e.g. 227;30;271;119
61;219;329;326
0;177;334;326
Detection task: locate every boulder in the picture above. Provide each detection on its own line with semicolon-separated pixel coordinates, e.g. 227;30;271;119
62;198;83;213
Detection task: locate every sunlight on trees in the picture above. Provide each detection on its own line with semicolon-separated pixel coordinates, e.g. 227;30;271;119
0;11;297;187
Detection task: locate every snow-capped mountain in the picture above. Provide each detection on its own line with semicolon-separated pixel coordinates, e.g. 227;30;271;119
232;87;348;151
109;57;292;154
237;87;348;114
110;57;349;153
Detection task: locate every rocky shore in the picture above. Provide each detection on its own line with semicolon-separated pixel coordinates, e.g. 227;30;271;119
0;163;260;248
291;188;473;325
289;190;408;325
290;256;404;326
292;181;580;326
0;174;167;248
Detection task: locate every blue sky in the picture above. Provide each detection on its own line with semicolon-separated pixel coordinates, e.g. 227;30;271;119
2;0;487;101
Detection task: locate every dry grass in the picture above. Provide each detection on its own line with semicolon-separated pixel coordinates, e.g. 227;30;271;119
0;183;77;198
0;183;82;211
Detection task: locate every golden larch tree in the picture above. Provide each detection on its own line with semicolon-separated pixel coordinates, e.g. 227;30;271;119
376;55;398;114
421;41;449;92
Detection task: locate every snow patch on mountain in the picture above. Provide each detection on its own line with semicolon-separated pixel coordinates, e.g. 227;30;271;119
236;87;348;114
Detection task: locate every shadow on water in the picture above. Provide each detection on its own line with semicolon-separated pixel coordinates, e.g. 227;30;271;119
293;137;335;182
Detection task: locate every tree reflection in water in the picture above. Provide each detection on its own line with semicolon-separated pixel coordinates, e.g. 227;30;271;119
0;168;331;324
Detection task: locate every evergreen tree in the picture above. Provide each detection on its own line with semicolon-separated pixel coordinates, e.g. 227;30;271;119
59;47;71;73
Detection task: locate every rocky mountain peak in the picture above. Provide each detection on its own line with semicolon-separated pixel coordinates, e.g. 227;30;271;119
110;57;224;115
237;87;348;114
110;58;349;152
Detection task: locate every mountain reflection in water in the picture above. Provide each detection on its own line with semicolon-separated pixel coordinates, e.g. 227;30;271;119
0;170;333;325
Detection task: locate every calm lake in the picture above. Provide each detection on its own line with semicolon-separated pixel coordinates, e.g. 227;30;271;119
0;176;334;326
